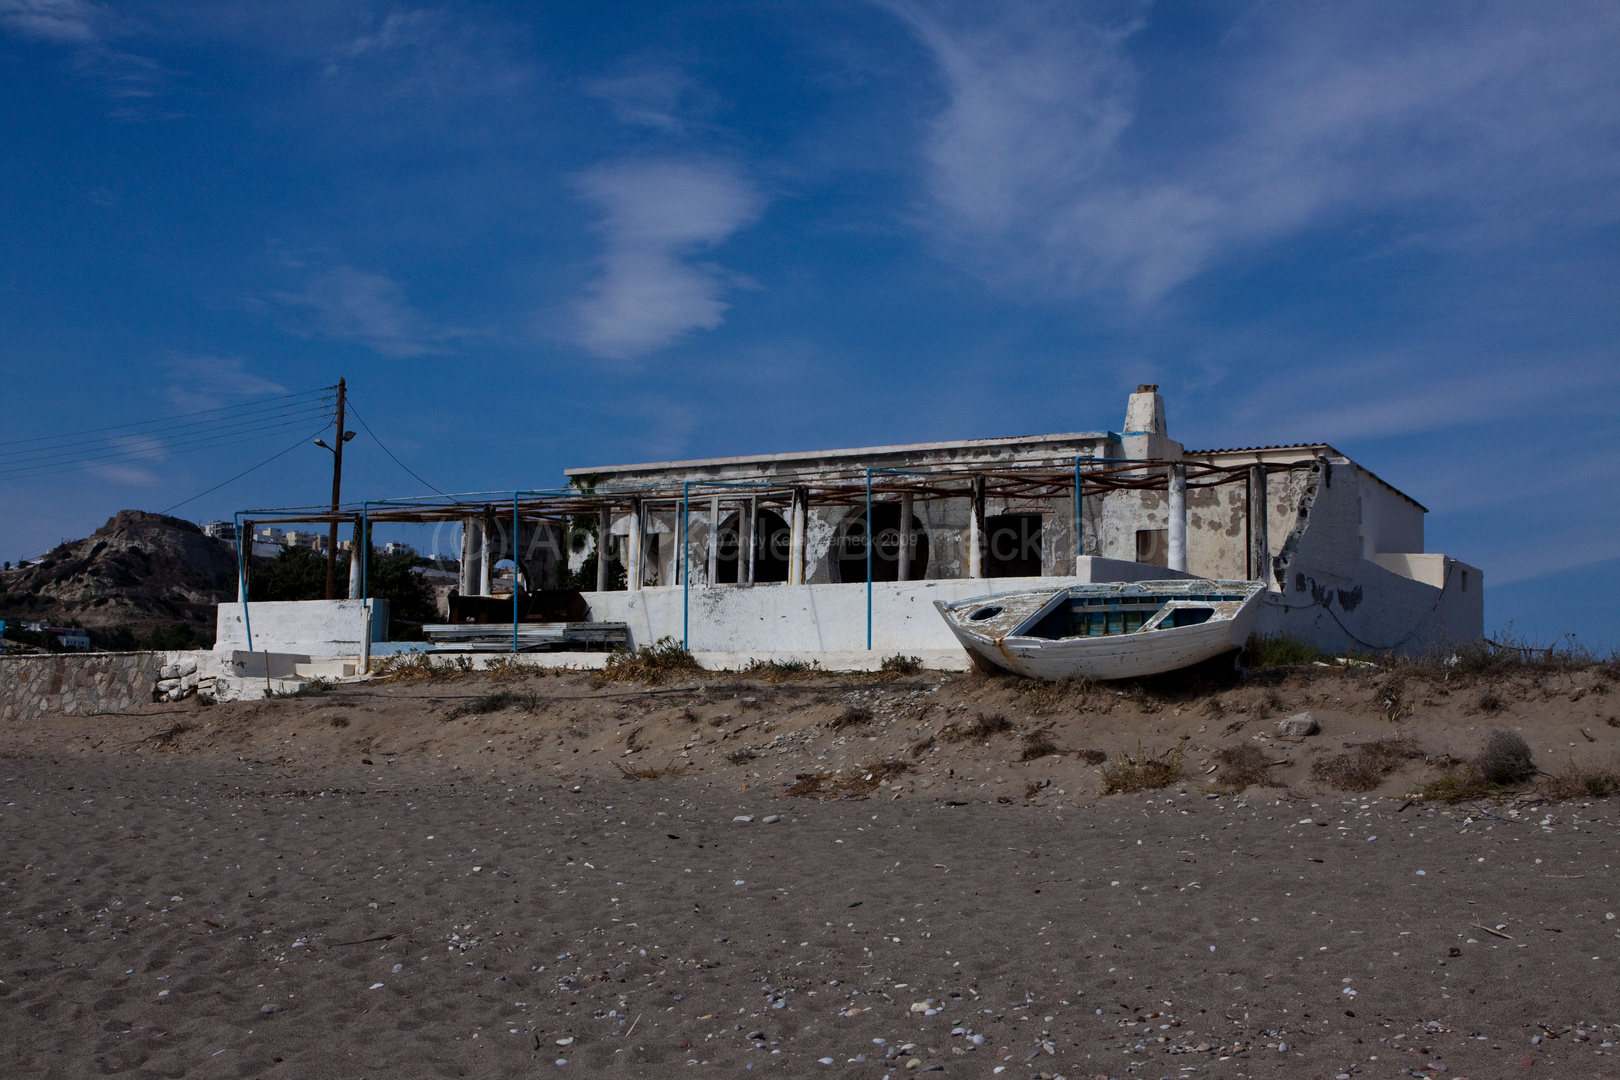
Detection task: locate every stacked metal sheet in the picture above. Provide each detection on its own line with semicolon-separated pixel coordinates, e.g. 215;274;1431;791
422;622;628;652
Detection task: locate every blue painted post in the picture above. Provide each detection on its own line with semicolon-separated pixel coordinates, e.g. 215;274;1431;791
360;504;369;600
233;512;254;652
682;482;691;650
512;492;520;654
865;469;873;651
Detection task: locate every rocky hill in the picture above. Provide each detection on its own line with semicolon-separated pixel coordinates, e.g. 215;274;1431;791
0;511;239;641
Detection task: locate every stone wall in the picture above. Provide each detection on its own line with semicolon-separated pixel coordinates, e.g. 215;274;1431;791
0;650;218;722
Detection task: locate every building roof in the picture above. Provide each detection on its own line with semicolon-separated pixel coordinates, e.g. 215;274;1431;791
565;431;1116;478
1187;443;1427;513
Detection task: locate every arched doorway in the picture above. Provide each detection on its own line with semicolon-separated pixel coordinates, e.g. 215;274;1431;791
836;505;928;583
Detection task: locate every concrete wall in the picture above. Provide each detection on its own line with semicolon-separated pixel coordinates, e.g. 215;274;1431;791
1256;459;1482;654
215;599;388;657
583;558;1193;654
1;650;219;722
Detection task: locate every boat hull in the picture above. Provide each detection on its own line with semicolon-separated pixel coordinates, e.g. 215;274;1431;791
935;580;1265;681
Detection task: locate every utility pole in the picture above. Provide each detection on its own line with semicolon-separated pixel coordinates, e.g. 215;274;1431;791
323;379;350;600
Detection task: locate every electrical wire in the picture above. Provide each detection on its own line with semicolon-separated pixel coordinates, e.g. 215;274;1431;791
0;405;337;481
347;400;448;496
0;386;335;449
159;426;334;515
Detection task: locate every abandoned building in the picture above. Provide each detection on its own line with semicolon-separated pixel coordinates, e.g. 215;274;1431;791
543;385;1480;658
217;385;1481;674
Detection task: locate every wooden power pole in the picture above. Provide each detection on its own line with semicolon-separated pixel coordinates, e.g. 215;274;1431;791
324;378;349;600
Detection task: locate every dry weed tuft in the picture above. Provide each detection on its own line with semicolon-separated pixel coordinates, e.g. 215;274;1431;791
593;638;704;686
1310;739;1421;792
371;653;473;682
1074;748;1107;766
786;760;911;799
908;734;936;758
878;654;923;677
1539;759;1620;800
940;712;1014;743
149;720;194;745
446;690;539;719
1477;691;1503;714
1101;742;1186;794
1208;745;1285;792
724;749;756;765
828;705;874;731
1476;729;1536;784
1019;727;1058;761
738;657;820;682
615;760;692;780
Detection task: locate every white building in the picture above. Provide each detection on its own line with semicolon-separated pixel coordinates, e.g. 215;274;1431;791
551;386;1480;657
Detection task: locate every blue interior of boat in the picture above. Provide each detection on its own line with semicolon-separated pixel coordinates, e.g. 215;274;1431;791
1020;594;1230;640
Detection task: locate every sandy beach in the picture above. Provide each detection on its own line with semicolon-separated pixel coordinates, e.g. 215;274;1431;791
3;662;1618;1079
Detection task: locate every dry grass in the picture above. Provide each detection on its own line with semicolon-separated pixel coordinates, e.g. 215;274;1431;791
1413;767;1509;804
785;760;911;799
479;655;540;681
370;653;474;682
879;654;923;676
1475;729;1536;784
148;720;194;745
1012;677;1094;715
445;690;540;720
614;760;692;780
1100;742;1186;795
737;658;821;682
592;638;704;686
939;712;1014;744
724;749;756;765
1074;748;1107;766
828;705;874;731
1311;739;1422;792
1246;633;1328;667
1019;727;1058;761
1538;759;1620;800
1477;691;1504;714
908;734;936;758
1207;745;1285;792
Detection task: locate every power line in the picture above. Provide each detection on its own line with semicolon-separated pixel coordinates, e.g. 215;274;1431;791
0;405;337;481
159;426;333;515
0;386;335;449
0;401;335;469
347;400;448;497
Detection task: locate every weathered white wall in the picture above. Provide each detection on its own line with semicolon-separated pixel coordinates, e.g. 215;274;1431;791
583;558;1194;653
1257;460;1481;653
215;599;388;656
1357;471;1425;558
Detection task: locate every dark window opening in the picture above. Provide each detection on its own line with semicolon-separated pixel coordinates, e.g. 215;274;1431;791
984;513;1043;577
836;505;928;583
1135;528;1168;568
717;509;791;583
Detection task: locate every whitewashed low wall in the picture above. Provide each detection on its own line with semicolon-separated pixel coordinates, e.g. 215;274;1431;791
215;599;388;657
582;558;1195;654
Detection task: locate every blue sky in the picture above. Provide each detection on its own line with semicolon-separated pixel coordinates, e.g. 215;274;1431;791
1;1;1616;648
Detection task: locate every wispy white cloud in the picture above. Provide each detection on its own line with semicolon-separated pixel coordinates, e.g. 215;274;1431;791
163;356;287;412
881;1;1620;305
573;159;765;360
587;58;710;135
272;264;472;358
0;0;98;43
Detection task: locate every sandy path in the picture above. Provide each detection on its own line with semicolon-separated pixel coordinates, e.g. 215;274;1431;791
3;747;1617;1080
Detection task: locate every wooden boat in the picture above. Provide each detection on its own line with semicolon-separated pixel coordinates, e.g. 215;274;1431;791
934;579;1266;680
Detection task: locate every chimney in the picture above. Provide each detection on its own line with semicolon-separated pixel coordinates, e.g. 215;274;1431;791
1120;384;1183;463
